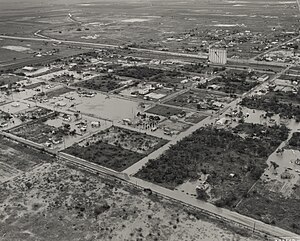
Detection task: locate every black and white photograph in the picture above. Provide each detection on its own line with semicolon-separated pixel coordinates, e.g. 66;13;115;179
0;0;300;240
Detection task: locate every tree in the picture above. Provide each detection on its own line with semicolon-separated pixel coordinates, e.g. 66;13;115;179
270;161;279;174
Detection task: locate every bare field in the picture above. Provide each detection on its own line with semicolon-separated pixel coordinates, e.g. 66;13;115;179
0;162;262;241
0;0;297;59
0;135;54;183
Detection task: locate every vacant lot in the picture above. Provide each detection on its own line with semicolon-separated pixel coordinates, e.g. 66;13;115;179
237;181;300;235
146;105;183;117
184;113;208;124
136;124;289;208
0;135;54;182
9;121;63;144
46;87;73;99
0;162;262;241
0;74;24;87
81;126;167;155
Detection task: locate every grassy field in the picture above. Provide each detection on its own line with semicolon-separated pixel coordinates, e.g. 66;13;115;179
146;105;183;117
184;113;208;124
46;87;73;99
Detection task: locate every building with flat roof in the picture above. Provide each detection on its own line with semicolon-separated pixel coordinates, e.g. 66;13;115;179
209;48;227;65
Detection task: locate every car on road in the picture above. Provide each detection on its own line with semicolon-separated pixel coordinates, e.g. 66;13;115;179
151;126;157;132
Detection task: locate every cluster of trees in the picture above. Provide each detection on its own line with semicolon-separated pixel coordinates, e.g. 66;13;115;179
75;75;121;92
150;70;182;83
266;89;300;105
233;123;289;147
236;182;300;235
0;111;12;121
198;71;258;94
116;66;182;83
181;63;225;74
288;132;300;148
65;141;144;172
136;124;289;207
241;96;300;121
116;66;163;79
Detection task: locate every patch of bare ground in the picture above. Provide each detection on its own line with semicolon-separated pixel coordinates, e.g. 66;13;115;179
0;162;262;241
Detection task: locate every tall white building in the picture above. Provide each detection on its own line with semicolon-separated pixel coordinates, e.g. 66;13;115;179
209;48;227;65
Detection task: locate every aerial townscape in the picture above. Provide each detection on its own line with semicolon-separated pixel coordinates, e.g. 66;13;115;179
0;0;300;240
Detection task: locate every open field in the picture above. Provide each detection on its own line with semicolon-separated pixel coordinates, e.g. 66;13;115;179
9;121;64;144
0;135;54;183
34;0;299;59
146;105;184;118
45;87;74;99
0;74;24;86
184;112;208;124
0;162;262;241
